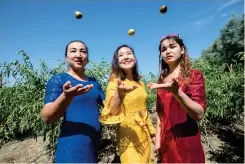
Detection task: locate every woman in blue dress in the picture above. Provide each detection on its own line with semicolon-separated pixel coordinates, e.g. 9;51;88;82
41;40;105;163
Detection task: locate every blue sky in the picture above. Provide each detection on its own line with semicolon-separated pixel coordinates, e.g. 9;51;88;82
1;0;244;76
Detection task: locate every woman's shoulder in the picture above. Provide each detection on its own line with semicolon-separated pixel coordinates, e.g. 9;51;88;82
51;72;67;78
189;69;205;83
107;77;118;84
47;73;67;84
191;69;203;75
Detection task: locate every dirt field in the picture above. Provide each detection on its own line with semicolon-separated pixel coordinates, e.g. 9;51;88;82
0;123;243;163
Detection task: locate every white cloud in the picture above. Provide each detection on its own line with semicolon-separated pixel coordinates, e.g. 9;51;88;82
189;0;242;27
193;19;203;25
217;0;242;11
197;4;219;16
191;13;216;26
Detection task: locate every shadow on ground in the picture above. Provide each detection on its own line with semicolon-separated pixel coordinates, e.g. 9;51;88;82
208;124;244;163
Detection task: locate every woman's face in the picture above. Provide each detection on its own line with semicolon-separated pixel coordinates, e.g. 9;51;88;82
66;42;88;71
160;39;185;65
117;47;136;71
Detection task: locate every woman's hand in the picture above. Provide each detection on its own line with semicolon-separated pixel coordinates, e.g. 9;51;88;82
117;79;138;97
154;147;161;159
147;78;179;95
63;81;93;98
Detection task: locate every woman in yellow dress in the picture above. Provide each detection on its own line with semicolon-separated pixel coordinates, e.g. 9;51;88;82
99;44;156;163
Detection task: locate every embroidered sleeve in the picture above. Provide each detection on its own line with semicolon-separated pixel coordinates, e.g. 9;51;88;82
186;70;207;111
99;79;126;124
43;74;63;105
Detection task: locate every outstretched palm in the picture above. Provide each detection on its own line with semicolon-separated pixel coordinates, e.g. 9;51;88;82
63;81;93;98
147;78;179;94
117;79;138;96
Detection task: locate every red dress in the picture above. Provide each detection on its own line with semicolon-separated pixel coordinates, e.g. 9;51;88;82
156;69;207;163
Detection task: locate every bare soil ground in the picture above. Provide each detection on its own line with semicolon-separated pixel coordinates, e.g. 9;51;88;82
0;123;243;163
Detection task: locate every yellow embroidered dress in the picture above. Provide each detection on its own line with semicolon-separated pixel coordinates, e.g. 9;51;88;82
99;78;156;163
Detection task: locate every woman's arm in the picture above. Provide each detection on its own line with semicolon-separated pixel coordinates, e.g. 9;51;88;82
155;95;161;148
109;79;137;115
41;92;73;124
109;90;125;115
173;71;206;121
173;89;204;121
148;71;206;121
41;80;93;124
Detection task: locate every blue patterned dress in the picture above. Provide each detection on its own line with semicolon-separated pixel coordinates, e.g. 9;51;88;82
44;73;105;163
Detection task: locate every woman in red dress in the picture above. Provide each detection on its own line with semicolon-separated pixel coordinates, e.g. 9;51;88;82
147;34;207;163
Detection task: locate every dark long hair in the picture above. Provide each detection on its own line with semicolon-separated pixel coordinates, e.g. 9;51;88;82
109;44;141;81
158;36;192;83
65;40;89;62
